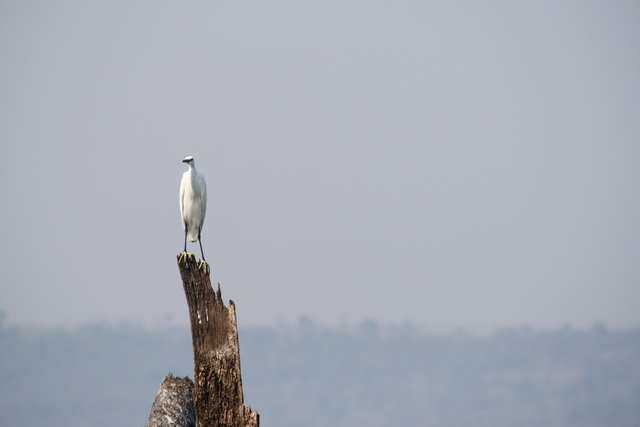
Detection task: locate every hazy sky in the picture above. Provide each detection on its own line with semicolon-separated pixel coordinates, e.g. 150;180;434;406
1;1;639;331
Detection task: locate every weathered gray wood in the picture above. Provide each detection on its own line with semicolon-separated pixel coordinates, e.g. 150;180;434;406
177;254;259;427
145;373;195;427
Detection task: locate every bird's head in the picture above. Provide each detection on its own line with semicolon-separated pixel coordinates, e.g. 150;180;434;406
182;156;195;166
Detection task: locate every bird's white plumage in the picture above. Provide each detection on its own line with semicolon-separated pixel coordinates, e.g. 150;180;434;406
180;156;207;242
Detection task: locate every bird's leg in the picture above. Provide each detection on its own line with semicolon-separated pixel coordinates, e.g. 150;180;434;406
179;229;195;264
198;231;206;261
197;231;209;273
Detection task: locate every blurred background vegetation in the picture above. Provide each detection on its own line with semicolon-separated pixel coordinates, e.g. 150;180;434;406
1;315;638;426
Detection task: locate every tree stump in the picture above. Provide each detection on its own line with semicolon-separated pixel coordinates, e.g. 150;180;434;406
177;254;259;427
146;373;196;427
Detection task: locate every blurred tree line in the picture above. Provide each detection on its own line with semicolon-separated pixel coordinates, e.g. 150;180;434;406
1;315;638;426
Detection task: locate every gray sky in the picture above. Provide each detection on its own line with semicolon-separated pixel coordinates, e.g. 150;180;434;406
1;1;639;331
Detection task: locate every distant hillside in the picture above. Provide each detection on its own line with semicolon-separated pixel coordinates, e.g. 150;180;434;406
1;319;639;426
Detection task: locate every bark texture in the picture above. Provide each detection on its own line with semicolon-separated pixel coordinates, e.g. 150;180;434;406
145;373;195;427
177;254;259;427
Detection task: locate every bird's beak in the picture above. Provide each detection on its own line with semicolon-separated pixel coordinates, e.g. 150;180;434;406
182;159;189;163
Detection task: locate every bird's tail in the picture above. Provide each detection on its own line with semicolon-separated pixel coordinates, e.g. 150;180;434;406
187;227;199;242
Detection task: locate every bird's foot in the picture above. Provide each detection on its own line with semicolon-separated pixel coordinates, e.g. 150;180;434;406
178;252;195;264
198;260;210;274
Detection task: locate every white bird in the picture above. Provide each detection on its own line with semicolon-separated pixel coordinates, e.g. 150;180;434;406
179;156;207;262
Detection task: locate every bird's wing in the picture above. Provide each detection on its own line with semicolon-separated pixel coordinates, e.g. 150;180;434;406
179;172;187;225
198;173;207;222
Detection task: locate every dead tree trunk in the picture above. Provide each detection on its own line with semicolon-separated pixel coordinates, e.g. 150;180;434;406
146;373;196;427
177;254;259;427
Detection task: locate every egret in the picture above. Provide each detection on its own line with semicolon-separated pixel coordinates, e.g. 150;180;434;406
179;156;207;268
